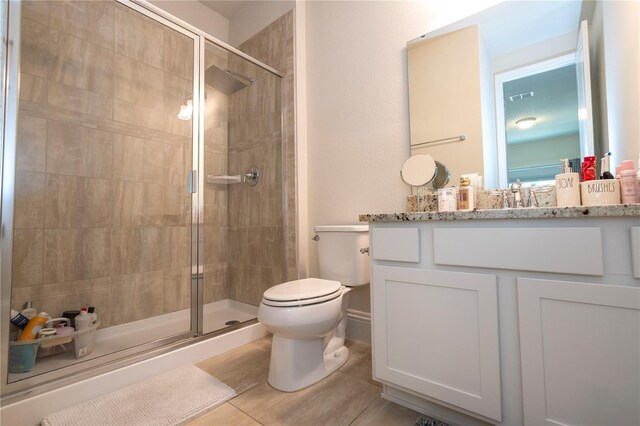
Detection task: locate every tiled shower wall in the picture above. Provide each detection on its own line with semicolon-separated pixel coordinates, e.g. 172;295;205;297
10;2;296;326
202;42;231;304
11;1;195;328
227;11;296;305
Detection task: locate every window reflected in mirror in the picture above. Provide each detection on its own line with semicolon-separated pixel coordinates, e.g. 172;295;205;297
502;63;580;185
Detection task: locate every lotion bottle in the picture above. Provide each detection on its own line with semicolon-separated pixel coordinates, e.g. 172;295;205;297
17;312;50;341
556;159;581;207
457;177;474;211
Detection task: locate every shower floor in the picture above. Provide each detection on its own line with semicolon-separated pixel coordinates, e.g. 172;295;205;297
9;299;258;382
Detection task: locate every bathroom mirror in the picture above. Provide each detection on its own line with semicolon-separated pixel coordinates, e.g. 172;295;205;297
400;154;437;187
407;0;639;189
432;161;451;190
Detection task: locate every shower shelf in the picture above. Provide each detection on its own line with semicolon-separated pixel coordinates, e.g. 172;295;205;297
206;166;260;186
207;175;243;184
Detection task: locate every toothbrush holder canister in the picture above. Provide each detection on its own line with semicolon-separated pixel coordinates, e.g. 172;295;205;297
580;180;620;205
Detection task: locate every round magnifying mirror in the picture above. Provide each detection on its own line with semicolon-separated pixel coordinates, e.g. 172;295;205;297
401;154;437;187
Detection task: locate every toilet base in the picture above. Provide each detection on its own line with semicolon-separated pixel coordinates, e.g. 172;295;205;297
267;335;349;392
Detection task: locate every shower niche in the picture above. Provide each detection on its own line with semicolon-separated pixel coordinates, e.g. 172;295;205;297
1;0;287;395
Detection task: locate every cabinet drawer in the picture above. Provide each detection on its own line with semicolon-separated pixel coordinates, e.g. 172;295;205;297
433;227;603;275
372;227;420;263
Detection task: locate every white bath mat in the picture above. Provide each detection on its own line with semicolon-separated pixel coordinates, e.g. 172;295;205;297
41;365;236;426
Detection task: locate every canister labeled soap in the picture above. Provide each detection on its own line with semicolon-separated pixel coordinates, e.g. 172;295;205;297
556;159;581;207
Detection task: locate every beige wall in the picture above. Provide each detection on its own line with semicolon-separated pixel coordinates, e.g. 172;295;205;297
149;0;229;43
228;1;294;47
408;25;485;186
600;0;640;165
303;0;502;312
13;1;195;328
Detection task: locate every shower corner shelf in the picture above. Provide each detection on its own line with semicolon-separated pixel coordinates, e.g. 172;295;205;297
207;166;260;186
206;175;243;184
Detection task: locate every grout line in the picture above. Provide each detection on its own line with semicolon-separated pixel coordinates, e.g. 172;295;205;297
228;400;265;426
347;390;380;426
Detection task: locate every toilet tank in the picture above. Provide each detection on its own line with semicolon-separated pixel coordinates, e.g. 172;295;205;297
313;225;369;286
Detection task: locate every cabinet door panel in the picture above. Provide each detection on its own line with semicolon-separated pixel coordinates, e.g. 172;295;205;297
372;266;501;421
518;278;640;426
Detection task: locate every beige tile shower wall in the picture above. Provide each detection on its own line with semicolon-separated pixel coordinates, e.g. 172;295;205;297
227;11;295;306
203;42;231;304
11;1;195;328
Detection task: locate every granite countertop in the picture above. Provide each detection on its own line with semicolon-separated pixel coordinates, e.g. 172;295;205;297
360;204;640;222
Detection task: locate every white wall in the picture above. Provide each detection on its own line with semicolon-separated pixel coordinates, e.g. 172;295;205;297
303;0;501;277
229;1;294;47
149;0;229;43
601;0;640;166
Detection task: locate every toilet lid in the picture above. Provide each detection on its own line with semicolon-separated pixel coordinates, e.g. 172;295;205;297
263;278;341;302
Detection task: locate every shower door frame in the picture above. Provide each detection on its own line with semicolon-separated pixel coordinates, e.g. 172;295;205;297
0;0;283;400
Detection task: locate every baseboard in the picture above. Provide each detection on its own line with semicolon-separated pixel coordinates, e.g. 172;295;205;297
346;309;371;344
382;385;495;426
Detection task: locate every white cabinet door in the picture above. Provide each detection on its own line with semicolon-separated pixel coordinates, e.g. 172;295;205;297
372;266;502;421
518;278;640;426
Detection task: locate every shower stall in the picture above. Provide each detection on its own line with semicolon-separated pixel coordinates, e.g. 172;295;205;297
0;0;290;397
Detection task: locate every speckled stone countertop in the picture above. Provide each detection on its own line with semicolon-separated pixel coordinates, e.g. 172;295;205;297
360;204;640;222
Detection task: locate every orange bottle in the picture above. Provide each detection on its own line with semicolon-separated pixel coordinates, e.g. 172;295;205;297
17;312;50;341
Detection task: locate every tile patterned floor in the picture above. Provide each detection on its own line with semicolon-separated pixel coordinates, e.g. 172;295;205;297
190;337;423;425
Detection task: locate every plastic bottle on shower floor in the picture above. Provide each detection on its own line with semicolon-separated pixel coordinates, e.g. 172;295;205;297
74;308;95;331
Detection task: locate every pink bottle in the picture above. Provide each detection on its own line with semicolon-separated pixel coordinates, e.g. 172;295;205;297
619;160;639;204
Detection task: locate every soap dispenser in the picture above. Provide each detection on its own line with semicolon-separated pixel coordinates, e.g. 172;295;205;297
556;158;581;207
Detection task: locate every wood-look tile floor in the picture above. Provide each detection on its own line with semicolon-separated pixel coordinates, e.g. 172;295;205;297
189;337;422;426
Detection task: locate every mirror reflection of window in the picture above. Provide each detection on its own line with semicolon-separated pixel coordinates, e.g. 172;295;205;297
503;64;580;185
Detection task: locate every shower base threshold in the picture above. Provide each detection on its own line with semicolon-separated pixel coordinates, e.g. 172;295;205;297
8;299;257;382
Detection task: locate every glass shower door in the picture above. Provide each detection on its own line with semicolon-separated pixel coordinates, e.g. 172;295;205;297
3;0;199;386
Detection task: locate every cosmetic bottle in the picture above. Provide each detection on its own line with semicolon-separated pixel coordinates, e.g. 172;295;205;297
620;169;639;204
600;153;614;179
457;177;474;211
556;159;581;207
10;309;30;329
21;301;37;320
17;312;50;341
437;188;457;212
582;156;597;181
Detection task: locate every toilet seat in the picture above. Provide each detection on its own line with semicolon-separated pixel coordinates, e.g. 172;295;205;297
262;278;342;307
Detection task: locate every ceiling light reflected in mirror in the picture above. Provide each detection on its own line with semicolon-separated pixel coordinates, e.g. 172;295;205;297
515;117;537;129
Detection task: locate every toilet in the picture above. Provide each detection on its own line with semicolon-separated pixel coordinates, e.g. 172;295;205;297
258;225;369;392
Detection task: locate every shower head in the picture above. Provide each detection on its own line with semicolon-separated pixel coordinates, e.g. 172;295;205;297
204;65;254;96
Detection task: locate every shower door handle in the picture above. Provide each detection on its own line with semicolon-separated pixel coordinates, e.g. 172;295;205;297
189;170;197;193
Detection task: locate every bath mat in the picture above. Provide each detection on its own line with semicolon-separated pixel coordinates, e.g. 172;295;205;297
415;415;452;426
41;365;236;426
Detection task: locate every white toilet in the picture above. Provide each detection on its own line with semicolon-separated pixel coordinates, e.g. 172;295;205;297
258;225;369;392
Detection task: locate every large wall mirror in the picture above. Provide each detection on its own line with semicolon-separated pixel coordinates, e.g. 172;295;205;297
407;0;639;189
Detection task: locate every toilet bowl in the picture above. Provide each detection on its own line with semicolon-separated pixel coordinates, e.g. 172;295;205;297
258;225;369;392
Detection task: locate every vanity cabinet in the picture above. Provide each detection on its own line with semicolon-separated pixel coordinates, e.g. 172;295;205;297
518;278;640;426
372;266;502;421
366;214;640;425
